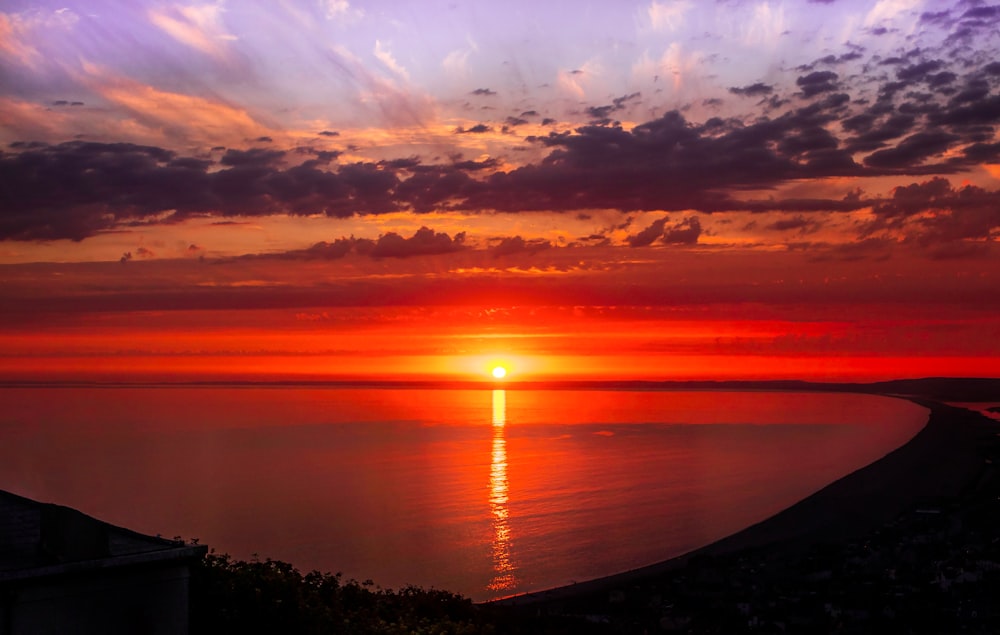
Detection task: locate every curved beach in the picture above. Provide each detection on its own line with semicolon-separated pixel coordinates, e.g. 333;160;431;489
496;395;995;606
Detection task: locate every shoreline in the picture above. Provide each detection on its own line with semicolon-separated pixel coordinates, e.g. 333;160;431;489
493;395;994;607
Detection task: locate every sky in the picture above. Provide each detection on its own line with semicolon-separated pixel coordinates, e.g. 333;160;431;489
1;0;999;382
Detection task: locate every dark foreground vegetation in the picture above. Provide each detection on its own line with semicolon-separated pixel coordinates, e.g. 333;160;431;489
188;551;601;634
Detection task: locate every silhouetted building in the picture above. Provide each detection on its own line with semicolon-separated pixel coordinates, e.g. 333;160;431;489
0;490;206;635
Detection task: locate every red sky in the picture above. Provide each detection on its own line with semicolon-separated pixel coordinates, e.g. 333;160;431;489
1;0;999;382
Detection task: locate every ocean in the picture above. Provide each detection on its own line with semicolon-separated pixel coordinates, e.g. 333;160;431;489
0;386;927;601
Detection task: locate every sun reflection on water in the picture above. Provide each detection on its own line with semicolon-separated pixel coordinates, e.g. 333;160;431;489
488;388;516;592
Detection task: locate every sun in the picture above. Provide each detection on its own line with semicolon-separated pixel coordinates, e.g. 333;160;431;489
491;366;507;379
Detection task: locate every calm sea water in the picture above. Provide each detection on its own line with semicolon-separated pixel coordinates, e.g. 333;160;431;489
0;387;926;600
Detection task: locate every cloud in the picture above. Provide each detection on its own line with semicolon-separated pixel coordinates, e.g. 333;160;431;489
662;216;701;245
585;92;641;124
250;227;467;261
0;141;406;240
866;177;1000;245
443;48;471;78
321;45;435;128
0;9;72;70
148;4;236;63
626;216;669;247
219;147;286;167
80;64;279;146
5;45;1000;244
844;113;916;152
729;82;774;97
896;59;944;82
297;238;354;260
321;0;363;23
374;40;408;79
647;1;692;32
863;130;960;168
454;124;492;134
366;226;466;258
470;88;497;96
767;215;822;234
796;71;839;98
491;235;552;258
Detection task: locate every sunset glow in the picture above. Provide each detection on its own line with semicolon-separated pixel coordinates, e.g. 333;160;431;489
0;0;998;382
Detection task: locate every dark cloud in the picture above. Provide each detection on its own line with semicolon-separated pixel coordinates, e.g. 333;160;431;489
586;92;640;124
2;100;890;242
258;228;466;261
767;215;822;234
961;5;1000;20
662;216;701;245
490;105;869;213
796;71;839;97
896;60;944;82
963;140;1000;162
470;88;497;96
254;136;274;143
729;82;774;97
626;216;668;247
867;177;1000;245
0;142;411;239
802;51;863;69
318;130;340;137
219;148;286;167
6;47;1000;243
950;79;990;105
243;237;353;261
841;113;876;134
364;227;466;258
844;114;916;152
927;71;958;88
586;105;617;123
864;130;960;168
919;10;952;25
455;124;492;134
929;94;1000;126
300;239;354;260
491;235;552;258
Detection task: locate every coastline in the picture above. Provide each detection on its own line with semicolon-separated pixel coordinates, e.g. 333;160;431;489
494;395;995;607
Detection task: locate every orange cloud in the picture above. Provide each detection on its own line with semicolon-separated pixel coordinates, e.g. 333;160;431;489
80;62;281;147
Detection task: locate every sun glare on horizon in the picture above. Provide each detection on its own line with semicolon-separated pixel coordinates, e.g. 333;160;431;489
491;366;507;379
